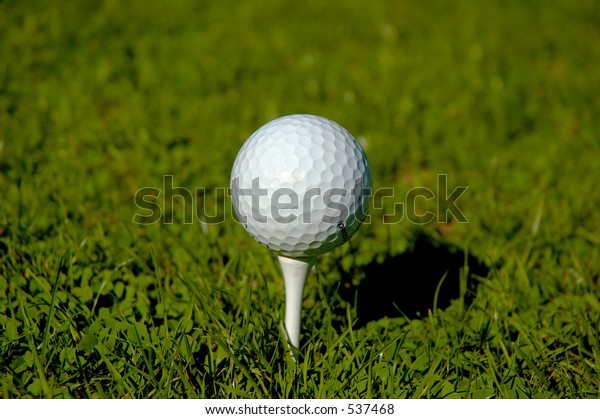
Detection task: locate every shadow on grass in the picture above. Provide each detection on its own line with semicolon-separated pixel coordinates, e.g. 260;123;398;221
338;233;490;328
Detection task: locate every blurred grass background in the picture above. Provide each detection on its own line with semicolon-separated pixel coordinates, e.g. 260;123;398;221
1;0;599;398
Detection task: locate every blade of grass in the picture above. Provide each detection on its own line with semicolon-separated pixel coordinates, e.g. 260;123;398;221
19;298;50;397
41;252;67;364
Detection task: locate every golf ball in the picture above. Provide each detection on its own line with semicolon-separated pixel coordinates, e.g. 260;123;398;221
230;114;371;257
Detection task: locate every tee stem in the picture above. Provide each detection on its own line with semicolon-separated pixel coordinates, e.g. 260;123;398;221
277;255;316;360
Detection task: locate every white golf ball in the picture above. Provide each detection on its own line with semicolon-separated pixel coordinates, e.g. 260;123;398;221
231;114;371;257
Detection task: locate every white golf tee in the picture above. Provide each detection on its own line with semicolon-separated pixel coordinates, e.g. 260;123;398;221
277;255;316;357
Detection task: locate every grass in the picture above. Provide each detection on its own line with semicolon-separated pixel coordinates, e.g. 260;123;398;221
1;0;599;398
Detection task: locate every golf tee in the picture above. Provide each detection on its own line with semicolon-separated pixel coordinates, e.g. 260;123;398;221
277;255;316;358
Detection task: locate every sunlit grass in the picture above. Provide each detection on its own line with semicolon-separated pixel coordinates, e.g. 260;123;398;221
1;0;599;398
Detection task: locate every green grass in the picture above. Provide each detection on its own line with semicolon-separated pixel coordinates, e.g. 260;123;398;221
1;0;599;398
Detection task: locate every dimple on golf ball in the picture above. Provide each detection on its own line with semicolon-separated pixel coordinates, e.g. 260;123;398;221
231;114;371;257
